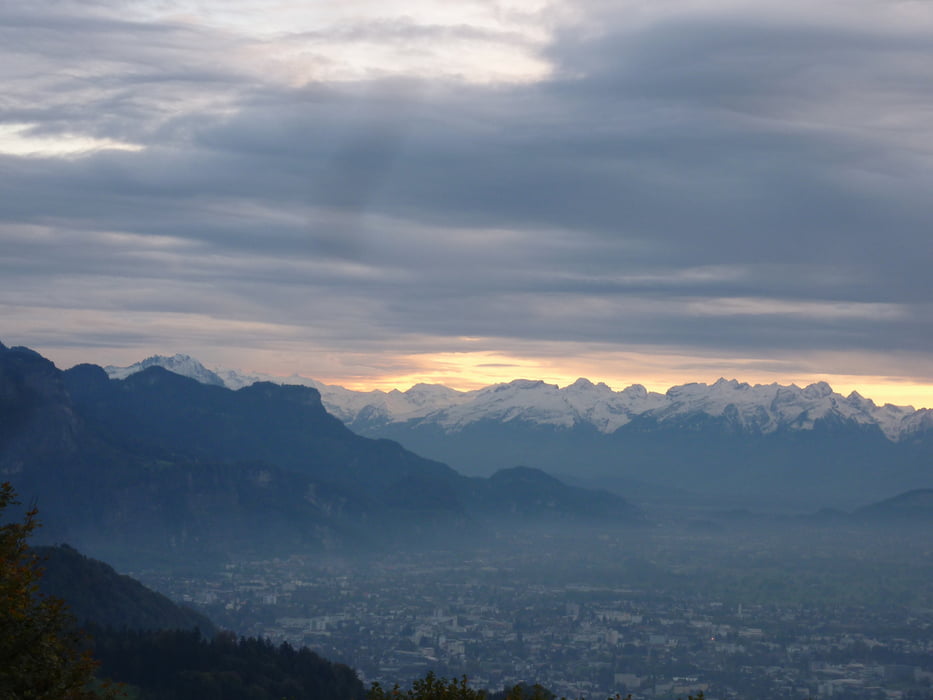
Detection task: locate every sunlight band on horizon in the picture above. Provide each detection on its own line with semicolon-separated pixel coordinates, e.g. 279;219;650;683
19;311;933;410
330;350;933;409
27;325;933;410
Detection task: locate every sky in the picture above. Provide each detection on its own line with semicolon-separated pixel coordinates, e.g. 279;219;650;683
2;0;933;406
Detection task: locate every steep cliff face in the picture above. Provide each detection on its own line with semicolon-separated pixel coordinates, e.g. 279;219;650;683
62;363;461;496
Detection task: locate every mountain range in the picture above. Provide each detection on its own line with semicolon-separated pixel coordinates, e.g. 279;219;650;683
105;354;933;510
0;342;637;568
106;355;933;441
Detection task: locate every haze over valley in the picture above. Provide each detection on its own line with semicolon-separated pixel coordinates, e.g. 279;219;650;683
3;340;933;699
3;0;933;696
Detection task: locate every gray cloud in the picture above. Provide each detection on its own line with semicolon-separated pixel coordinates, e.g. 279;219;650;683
1;1;933;384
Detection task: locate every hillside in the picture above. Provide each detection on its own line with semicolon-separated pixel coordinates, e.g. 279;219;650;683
853;489;933;522
91;629;366;700
35;544;215;634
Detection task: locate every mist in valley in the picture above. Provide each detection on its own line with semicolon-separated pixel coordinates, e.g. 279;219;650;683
134;504;933;700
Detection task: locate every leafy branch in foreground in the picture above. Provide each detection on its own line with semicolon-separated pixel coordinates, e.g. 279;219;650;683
0;481;121;699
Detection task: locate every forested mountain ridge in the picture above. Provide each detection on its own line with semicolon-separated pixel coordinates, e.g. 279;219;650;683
35;544;215;634
90;628;366;700
1;512;365;700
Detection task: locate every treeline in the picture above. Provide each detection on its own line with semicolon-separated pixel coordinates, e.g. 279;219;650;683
88;625;365;700
0;478;359;700
35;545;215;634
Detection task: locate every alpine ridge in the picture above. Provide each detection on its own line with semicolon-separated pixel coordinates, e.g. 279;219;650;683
100;354;933;510
104;356;933;442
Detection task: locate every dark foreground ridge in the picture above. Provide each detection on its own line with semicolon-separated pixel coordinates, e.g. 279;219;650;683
0;341;639;568
1;480;366;700
36;544;216;635
90;627;365;700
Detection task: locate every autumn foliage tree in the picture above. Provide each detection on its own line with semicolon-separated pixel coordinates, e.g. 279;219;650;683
0;481;118;699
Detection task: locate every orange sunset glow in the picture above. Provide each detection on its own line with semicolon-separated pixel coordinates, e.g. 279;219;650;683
302;349;933;408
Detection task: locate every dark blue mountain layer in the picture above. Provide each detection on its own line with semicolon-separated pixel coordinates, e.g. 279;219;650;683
364;412;933;511
0;343;637;566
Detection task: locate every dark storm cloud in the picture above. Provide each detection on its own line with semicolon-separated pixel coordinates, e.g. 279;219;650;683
1;1;932;373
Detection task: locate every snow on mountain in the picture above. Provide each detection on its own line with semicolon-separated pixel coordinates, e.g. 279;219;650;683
214;367;326;392
104;354;226;387
651;378;916;438
391;376;919;440
411;378;668;433
899;406;933;437
219;375;472;424
327;383;471;425
102;355;928;441
103;356;467;425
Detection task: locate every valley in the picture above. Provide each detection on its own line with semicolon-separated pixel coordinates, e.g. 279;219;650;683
137;523;933;700
4;342;933;699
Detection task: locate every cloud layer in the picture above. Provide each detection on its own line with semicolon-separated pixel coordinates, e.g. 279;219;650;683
2;1;933;401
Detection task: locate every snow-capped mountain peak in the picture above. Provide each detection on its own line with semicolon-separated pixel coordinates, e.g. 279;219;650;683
104;354;226;387
100;355;929;442
802;381;834;399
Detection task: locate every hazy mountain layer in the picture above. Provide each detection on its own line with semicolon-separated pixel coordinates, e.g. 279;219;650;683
2;343;637;567
104;354;933;510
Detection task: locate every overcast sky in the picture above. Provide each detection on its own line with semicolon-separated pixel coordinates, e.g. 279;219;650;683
2;0;933;405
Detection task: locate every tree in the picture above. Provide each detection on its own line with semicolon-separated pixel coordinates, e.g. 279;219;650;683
369;672;489;700
368;673;639;700
0;481;119;699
